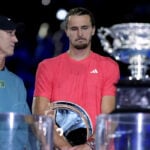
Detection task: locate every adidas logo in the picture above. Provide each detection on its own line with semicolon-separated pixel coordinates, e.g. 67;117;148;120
90;69;98;74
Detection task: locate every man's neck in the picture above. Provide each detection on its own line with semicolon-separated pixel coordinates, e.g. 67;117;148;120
67;49;91;61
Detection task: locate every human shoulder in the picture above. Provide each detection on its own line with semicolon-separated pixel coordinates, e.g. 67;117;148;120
92;52;119;67
92;52;120;80
3;68;25;87
39;52;67;66
5;68;23;82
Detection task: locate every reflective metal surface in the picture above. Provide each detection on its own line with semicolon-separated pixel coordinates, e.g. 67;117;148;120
96;113;150;150
98;23;150;79
0;112;53;150
45;101;93;146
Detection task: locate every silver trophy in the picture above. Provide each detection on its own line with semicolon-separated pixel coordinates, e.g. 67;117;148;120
45;101;93;146
97;23;150;111
98;23;150;80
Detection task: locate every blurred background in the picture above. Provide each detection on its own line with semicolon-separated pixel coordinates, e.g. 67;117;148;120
1;0;150;110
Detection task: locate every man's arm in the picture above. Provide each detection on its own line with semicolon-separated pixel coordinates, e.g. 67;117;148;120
101;96;116;114
32;96;50;115
32;97;72;150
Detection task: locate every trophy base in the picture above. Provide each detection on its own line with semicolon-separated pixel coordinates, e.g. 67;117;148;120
114;78;150;113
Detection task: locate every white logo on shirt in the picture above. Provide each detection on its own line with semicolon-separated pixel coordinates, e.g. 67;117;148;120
90;69;98;74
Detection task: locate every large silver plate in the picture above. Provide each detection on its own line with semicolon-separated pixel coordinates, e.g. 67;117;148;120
46;101;93;146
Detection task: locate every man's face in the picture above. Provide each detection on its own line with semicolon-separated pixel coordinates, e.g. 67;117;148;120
0;30;18;57
65;15;95;50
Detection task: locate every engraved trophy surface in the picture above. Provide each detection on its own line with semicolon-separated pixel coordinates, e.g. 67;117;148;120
98;23;150;111
45;101;93;146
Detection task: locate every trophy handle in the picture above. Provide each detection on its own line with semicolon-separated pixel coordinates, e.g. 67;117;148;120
97;27;114;53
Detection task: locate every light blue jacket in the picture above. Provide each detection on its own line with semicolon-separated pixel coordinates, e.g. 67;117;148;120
0;68;31;150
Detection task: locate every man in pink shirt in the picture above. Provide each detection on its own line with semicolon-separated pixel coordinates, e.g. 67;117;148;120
32;7;120;150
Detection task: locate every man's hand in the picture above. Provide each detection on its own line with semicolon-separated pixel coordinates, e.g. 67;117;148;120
68;144;92;150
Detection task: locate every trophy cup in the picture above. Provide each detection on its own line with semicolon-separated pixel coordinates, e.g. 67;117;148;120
0;112;53;150
97;23;150;112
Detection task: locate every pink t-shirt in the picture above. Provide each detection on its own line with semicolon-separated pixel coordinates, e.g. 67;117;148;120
34;51;120;128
